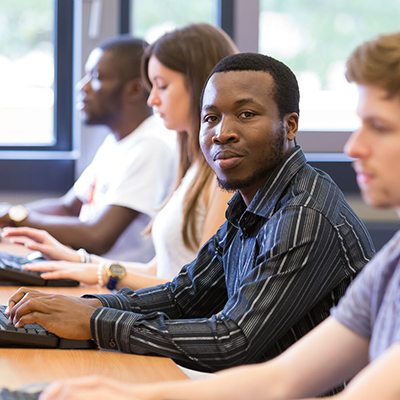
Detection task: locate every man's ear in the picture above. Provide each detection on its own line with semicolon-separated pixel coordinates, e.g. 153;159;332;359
284;112;299;141
123;77;145;102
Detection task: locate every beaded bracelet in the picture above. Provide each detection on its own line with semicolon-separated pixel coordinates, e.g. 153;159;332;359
77;248;91;263
97;262;106;287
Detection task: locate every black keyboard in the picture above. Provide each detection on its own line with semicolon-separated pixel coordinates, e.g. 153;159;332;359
0;389;40;400
0;305;97;349
0;250;79;287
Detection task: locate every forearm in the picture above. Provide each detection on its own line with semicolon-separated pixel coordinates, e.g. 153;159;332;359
132;321;371;400
115;273;166;291
90;304;248;371
332;344;400;400
86;257;160;290
115;258;162;290
90;261;165;291
20;213;112;254
133;363;285;400
25;197;78;216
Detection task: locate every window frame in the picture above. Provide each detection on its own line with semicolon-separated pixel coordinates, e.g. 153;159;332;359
0;0;359;194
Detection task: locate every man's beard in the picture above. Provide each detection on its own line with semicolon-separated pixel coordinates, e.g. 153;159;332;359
82;85;124;126
217;127;286;192
82;108;120;127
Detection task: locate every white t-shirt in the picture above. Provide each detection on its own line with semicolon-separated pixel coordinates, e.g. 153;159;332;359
74;115;176;262
151;164;207;278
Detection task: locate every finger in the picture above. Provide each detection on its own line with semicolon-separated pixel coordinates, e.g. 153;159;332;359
12;298;52;326
40;270;71;280
6;287;38;314
40;376;103;400
7;236;31;246
3;227;44;240
22;239;46;250
8;290;44;320
39;381;65;400
23;262;58;271
14;311;48;328
26;243;56;260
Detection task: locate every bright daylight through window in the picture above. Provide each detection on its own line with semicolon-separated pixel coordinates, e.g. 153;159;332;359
259;0;400;138
132;0;216;43
0;0;53;146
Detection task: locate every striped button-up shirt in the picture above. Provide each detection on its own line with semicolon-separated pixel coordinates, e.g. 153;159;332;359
85;146;375;372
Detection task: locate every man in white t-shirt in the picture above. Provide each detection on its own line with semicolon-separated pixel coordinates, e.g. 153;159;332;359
0;36;176;262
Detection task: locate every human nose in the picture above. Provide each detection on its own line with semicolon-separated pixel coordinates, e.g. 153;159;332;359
212;117;239;144
344;127;369;159
76;74;91;93
147;87;160;107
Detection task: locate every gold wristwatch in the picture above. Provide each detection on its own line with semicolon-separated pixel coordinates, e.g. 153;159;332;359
8;205;29;225
106;263;126;290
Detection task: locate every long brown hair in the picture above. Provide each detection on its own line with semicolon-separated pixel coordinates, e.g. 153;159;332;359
142;23;238;250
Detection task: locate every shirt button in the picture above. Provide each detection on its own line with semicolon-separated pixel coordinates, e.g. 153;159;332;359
109;339;116;348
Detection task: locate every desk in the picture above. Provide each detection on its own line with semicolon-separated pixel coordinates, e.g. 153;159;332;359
0;242;188;389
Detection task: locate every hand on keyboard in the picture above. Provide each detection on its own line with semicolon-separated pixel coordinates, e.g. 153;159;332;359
6;287;101;340
2;227;80;263
0;250;79;287
22;261;99;286
0;305;97;349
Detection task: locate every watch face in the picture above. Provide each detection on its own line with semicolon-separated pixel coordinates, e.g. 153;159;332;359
9;205;29;222
108;263;126;279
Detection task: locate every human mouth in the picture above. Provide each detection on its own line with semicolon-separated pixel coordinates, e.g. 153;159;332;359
353;164;374;187
152;108;164;119
213;150;244;170
76;98;89;111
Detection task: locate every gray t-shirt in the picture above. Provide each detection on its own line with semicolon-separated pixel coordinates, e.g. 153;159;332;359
331;230;400;362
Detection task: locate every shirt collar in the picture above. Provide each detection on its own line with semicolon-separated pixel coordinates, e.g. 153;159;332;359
226;146;307;224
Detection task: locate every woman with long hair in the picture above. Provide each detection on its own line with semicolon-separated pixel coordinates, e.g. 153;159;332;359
3;23;238;291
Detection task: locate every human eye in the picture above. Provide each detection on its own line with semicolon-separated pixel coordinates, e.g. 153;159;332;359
370;120;389;133
374;124;389;133
239;111;256;119
203;114;218;124
153;79;167;91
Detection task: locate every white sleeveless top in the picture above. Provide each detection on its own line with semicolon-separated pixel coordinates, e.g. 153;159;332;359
151;164;207;279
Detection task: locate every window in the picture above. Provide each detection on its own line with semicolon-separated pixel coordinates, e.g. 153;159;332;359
259;0;400;151
132;0;217;42
0;0;54;146
0;0;74;191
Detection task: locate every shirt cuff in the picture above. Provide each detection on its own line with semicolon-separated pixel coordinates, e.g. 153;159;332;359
90;307;141;353
82;293;132;311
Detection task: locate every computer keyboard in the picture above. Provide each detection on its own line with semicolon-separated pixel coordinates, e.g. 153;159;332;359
0;389;40;400
0;305;97;349
0;250;79;287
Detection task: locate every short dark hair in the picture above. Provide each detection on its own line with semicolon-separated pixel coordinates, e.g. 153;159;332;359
202;52;300;119
99;35;148;82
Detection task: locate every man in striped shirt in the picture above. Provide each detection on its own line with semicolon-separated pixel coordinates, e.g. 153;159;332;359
7;53;374;376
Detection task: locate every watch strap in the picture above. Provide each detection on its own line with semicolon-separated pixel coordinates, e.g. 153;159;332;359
106;276;119;290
